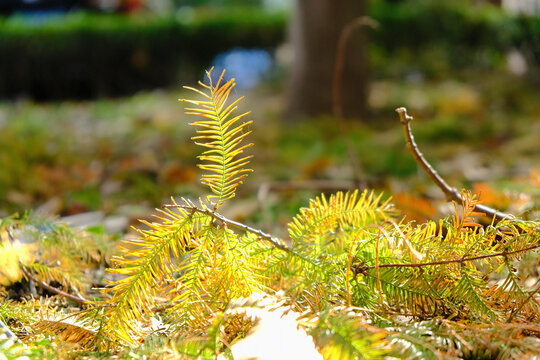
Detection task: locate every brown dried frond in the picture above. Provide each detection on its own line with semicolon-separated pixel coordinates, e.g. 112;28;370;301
452;190;485;235
32;318;96;348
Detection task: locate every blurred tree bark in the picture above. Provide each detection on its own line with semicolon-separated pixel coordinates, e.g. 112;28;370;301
288;0;369;120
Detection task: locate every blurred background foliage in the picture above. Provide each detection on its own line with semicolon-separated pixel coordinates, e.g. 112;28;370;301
0;0;538;226
0;0;539;99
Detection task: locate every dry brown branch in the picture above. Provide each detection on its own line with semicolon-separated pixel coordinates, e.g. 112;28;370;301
333;17;378;187
333;17;378;120
354;243;540;275
164;203;291;253
395;107;513;223
21;265;88;305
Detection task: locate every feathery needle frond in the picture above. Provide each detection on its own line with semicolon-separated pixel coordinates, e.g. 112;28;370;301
288;190;393;244
181;68;253;210
101;204;203;344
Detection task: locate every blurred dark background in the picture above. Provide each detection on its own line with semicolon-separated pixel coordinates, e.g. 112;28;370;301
1;0;538;103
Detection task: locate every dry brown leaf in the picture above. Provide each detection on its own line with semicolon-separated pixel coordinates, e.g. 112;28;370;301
393;192;437;223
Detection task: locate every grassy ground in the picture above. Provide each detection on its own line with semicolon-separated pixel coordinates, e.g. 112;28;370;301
0;72;538;229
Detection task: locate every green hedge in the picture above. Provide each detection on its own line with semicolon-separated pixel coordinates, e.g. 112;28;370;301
1;1;539;99
370;0;540;76
0;9;287;99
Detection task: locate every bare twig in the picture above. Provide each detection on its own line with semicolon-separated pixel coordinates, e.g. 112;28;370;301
395;107;513;223
333;17;378;187
355;243;540;274
333;17;378;120
21;265;88;305
164;203;291;253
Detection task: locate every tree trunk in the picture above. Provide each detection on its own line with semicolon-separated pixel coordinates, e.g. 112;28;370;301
288;0;369;120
